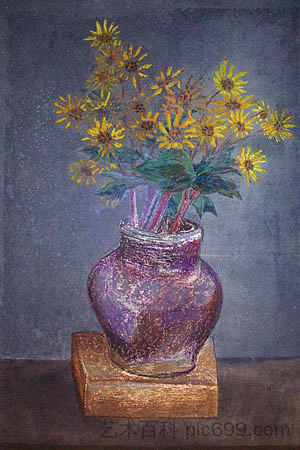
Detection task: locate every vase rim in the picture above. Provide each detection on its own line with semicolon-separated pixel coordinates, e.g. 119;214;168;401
120;219;203;245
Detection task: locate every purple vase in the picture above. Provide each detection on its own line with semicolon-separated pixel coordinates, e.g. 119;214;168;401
87;220;222;378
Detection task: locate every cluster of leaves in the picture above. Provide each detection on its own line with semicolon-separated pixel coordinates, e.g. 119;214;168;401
99;147;241;221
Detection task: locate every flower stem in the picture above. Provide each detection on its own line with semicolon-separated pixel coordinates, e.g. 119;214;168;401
171;189;199;234
149;192;172;232
205;91;219;107
140;185;156;228
130;188;138;227
214;134;233;154
137;77;142;93
191;143;200;161
205;142;209;158
171;190;188;233
144;192;160;229
150;142;156;157
114;156;126;175
201;91;219;118
139;145;145;159
217;129;264;154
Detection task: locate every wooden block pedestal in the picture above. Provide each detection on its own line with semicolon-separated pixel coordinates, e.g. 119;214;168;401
72;332;218;418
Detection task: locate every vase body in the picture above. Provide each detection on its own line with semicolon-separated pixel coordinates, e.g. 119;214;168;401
87;221;222;378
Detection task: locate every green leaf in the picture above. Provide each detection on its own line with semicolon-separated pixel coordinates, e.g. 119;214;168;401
203;195;218;216
191;194;205;219
114;147;142;164
192;146;242;201
192;194;218;220
193;173;242;199
96;173;146;202
80;146;102;160
132;149;195;192
160;149;194;174
163;192;182;217
193;146;239;177
133;159;194;192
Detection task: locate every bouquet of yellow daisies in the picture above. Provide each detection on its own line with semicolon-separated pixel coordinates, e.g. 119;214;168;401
54;19;295;234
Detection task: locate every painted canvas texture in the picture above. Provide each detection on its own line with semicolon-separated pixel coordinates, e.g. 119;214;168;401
1;0;299;364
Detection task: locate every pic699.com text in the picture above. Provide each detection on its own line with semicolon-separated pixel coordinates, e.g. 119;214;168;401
186;422;291;439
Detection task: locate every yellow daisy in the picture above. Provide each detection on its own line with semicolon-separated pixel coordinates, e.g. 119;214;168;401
53;94;86;129
261;108;295;142
252;99;270;122
118;44;152;89
196;116;227;148
150;66;183;96
82;117;125;159
237;146;267;184
211;94;254;117
95;41;124;70
84;20;121;50
164;75;207;112
88;160;117;174
126;91;151;116
85;68;120;94
68;159;102;186
227;110;255;138
84;90;122;121
213;58;248;96
131;110;159;141
156;109;198;150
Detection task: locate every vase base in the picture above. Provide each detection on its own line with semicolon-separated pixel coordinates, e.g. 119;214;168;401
108;347;195;378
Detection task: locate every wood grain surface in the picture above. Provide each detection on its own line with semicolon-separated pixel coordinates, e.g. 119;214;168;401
71;332;218;418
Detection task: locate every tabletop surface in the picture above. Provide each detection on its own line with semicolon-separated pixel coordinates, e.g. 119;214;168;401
1;356;300;449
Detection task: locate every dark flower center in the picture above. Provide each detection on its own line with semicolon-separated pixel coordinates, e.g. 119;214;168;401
95;72;107;81
201;125;214;136
244;160;254;171
259;110;268;119
97;131;112;144
158;76;172;87
106;55;115;66
141;120;154;131
168;130;181;141
225;100;240;110
274;121;284;131
80;165;93;176
125;60;139;73
70;107;83;121
133;103;146;114
222;78;234;91
178;91;191;104
100;32;113;43
236;122;245;132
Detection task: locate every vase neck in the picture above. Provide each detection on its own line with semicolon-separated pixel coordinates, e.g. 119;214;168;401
119;224;202;274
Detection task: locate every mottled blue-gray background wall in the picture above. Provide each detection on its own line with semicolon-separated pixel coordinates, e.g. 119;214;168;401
1;0;299;359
